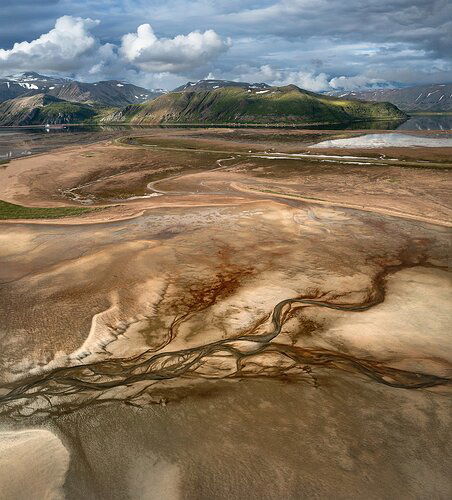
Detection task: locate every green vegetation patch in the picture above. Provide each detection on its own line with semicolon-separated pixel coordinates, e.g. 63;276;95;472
0;199;99;220
39;102;97;122
119;86;406;126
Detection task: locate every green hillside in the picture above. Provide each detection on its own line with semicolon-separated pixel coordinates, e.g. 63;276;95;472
0;94;97;126
104;85;407;125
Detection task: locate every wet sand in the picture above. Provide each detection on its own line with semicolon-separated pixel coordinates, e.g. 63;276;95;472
1;375;450;499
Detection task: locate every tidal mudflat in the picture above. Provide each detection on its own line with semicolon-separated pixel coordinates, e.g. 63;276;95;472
0;127;451;499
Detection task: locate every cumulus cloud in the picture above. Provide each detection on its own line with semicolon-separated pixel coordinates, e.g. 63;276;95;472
232;64;333;92
232;64;326;91
120;24;231;72
274;70;330;92
264;69;329;93
0;15;232;82
329;75;388;91
0;16;100;73
230;63;395;92
0;2;450;89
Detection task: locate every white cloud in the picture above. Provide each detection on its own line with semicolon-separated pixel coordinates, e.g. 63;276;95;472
1;1;449;90
4;12;434;92
120;24;232;72
0;16;100;73
329;75;387;91
0;16;232;85
234;64;330;92
275;70;330;92
228;63;396;93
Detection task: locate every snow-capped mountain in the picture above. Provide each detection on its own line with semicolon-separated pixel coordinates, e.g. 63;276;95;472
326;83;452;112
0;72;165;106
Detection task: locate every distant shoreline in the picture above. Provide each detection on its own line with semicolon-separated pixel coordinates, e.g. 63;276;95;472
0;117;409;129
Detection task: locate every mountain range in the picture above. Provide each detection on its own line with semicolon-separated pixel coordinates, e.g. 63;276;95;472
0;72;165;107
1;72;449;127
326;84;452;112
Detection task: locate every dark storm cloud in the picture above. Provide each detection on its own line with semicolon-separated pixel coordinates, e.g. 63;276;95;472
219;0;451;62
0;0;450;89
0;1;61;47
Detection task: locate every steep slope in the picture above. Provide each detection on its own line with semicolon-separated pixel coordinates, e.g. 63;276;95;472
0;72;72;102
47;80;163;107
0;80;29;102
327;84;452;112
0;94;97;126
105;85;406;125
0;72;164;106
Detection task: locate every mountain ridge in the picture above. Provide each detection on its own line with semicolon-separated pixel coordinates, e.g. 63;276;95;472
326;84;452;112
0;72;165;107
103;84;406;125
174;79;271;92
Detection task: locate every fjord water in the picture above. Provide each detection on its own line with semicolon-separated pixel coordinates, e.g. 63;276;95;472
1;115;451;161
0;126;130;161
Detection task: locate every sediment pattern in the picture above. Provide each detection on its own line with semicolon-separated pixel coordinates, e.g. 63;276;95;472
0;131;451;419
1;261;450;418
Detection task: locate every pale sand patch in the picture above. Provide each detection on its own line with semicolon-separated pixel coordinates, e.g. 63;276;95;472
0;429;70;500
0;229;36;257
306;266;452;376
311;132;452;149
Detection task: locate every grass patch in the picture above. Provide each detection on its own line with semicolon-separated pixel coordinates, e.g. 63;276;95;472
40;102;98;122
0;199;99;220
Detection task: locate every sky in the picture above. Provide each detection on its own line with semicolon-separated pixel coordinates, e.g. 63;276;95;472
0;0;451;91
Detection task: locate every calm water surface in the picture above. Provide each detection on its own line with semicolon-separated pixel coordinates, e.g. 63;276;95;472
1;116;451;161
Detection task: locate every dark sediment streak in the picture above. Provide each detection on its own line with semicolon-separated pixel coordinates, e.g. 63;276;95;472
0;260;450;417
